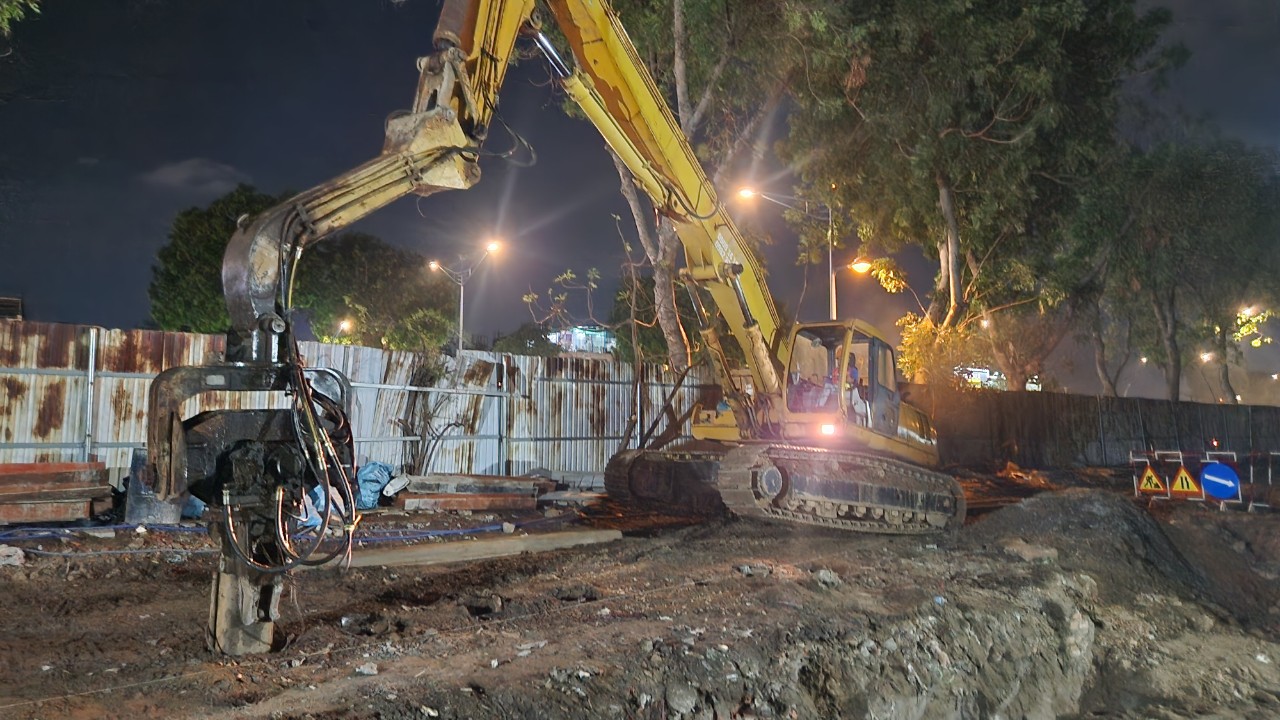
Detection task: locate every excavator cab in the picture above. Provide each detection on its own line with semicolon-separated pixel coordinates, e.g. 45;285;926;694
776;320;937;467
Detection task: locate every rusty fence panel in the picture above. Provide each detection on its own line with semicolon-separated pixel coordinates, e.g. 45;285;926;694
1;320;715;489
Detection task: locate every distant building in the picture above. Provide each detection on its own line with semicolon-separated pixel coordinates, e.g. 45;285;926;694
956;366;1041;391
0;296;22;320
547;325;617;354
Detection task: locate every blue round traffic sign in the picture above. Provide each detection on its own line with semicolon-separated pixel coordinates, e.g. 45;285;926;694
1199;462;1240;500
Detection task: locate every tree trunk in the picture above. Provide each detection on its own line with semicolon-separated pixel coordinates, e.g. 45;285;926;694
1003;365;1030;393
1089;302;1119;397
1217;328;1238;404
988;338;1032;392
935;172;963;328
607;150;691;371
652;221;691;372
1150;288;1180;401
1092;335;1118;397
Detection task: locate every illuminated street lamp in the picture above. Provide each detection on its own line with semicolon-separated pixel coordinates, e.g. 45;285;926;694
849;256;872;275
736;187;838;320
429;239;502;351
338;318;353;334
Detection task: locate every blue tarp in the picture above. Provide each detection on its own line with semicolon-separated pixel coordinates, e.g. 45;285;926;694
356;462;395;510
295;462;397;529
181;494;207;519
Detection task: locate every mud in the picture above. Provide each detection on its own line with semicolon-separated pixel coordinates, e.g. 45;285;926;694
2;488;1280;719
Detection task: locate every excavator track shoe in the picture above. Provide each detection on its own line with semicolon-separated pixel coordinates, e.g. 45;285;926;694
606;444;965;535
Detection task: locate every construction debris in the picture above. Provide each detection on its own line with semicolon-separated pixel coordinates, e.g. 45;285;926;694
337;529;623;569
389;473;555;513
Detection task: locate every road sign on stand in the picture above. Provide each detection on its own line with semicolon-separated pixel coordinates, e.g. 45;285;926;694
1151;451;1186;502
1136;464;1168;495
1169;466;1204;500
1200;462;1242;502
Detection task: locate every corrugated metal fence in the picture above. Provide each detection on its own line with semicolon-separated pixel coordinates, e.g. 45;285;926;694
916;385;1280;468
0;320;717;487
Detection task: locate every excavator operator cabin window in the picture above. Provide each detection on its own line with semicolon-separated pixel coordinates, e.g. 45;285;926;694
876;344;896;390
787;327;844;412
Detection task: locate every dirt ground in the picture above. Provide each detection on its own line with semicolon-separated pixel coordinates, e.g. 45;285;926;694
4;471;1280;719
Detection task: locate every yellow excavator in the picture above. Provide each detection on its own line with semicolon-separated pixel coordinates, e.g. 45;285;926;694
143;0;964;654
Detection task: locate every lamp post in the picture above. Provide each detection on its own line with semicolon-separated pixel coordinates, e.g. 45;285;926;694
737;187;839;320
429;239;502;351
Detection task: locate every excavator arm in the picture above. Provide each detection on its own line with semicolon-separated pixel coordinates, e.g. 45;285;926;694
219;1;536;363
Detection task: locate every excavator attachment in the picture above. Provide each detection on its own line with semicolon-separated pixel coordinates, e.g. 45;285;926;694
605;444;966;534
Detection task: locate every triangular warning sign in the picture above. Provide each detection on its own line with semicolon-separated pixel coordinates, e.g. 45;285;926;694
1138;466;1166;493
1170;466;1202;498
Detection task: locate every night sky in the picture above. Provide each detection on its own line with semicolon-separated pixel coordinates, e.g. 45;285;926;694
1;0;1277;389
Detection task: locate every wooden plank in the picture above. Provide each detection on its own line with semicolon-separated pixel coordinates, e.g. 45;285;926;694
0;500;91;524
0;486;113;503
401;474;554;497
396;494;538;512
338;529;623;569
0;462;105;475
538;491;605;505
0;468;110;491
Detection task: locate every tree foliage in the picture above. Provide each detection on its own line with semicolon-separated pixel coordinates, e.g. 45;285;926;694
1077;140;1280;401
292;232;457;352
780;0;1177;384
493;323;561;357
0;0;38;37
609;270;748;367
149;184;283;333
151;185;458;352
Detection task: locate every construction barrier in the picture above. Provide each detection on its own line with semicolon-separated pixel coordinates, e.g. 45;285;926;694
1133;449;1272;509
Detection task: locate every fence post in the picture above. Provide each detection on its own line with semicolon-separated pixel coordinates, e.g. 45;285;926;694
1096;395;1107;466
500;355;510;475
83;326;99;462
633;365;643;450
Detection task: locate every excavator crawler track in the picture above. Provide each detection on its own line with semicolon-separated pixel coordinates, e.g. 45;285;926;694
605;444;965;535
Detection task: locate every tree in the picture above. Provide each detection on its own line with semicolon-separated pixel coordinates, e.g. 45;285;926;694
292;232;458;352
781;0;1176;383
151;186;458;352
493;323;561;357
0;0;37;38
1080;140;1280;401
149;184;283;333
609;271;688;364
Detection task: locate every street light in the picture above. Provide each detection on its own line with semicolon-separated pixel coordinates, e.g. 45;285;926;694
736;187;838;320
429;239;502;351
849;256;872;274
